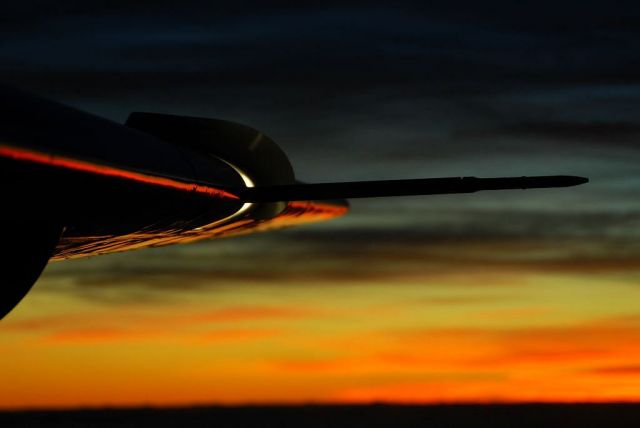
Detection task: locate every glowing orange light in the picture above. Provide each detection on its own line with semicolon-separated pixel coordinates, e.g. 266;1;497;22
0;144;239;200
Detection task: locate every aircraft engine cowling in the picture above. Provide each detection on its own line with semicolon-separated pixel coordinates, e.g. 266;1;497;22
126;112;296;219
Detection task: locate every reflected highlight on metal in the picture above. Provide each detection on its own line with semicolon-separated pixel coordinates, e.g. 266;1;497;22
0;144;239;200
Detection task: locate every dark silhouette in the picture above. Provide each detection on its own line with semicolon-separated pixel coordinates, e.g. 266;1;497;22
0;86;588;319
1;404;639;428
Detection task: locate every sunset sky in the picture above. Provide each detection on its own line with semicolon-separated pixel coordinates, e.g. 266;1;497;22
2;1;640;408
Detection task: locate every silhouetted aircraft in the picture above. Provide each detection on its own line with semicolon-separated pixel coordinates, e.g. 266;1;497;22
0;86;588;319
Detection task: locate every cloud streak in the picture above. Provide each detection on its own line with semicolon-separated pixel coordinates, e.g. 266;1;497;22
2;1;640;407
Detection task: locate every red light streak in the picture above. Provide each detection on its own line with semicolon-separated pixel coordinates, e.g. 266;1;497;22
0;144;239;200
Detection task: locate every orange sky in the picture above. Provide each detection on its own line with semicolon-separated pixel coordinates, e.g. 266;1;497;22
2;239;640;409
3;0;640;411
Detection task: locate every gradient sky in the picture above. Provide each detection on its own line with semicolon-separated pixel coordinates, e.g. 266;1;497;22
2;1;640;408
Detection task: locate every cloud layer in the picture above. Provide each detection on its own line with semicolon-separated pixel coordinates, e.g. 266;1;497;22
2;1;640;407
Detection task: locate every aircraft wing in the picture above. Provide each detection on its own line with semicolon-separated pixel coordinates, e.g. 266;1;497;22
0;87;588;319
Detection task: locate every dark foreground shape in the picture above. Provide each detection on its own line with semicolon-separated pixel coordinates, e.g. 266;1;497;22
1;404;639;428
0;191;63;318
238;175;589;202
1;222;62;318
0;85;589;319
